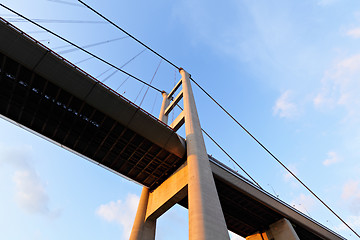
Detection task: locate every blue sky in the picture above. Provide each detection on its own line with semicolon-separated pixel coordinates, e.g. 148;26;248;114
1;0;360;239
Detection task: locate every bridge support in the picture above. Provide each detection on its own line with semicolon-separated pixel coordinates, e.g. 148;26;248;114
268;218;300;240
129;69;229;240
245;218;300;240
181;69;230;240
129;188;156;240
129;91;170;240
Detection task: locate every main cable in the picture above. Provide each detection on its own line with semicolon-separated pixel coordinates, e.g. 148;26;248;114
78;0;180;70
189;75;360;239
5;18;106;24
202;128;263;189
77;1;360;234
47;0;85;8
139;59;162;107
175;105;262;189
3;2;357;237
0;4;162;93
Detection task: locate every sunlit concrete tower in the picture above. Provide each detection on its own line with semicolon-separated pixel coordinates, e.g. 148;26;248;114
0;17;344;240
129;68;303;240
129;68;230;240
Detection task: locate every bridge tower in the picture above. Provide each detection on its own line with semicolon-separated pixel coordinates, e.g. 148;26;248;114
129;68;230;240
129;69;302;240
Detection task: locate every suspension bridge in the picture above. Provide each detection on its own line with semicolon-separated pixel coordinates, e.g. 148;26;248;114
0;3;353;240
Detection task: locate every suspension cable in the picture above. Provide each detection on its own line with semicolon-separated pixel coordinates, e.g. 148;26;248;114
75;56;94;65
202;128;263;189
47;0;84;8
116;76;130;92
55;36;128;52
189;75;360;239
96;67;113;79
5;17;106;24
176;104;262;189
76;1;360;233
140;59;162;107
101;49;147;83
78;0;180;70
102;70;117;84
2;3;357;237
0;4;162;93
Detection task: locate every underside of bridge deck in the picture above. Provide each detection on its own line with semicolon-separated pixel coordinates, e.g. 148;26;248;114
0;17;344;240
177;175;325;240
0;51;185;189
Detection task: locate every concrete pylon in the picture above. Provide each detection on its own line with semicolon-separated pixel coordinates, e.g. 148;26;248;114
129;188;156;240
269;218;300;240
180;69;230;240
129;92;170;240
158;91;170;123
130;70;229;240
245;218;300;240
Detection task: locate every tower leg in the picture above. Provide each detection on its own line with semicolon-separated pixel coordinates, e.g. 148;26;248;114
130;91;170;240
180;69;230;240
129;188;156;240
269;218;300;240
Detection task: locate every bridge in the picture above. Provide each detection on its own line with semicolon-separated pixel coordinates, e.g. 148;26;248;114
0;17;346;240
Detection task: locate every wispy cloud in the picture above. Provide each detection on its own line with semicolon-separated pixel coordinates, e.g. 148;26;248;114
323;151;342;166
342;180;359;200
0;143;59;217
273;90;299;119
13;170;50;214
341;180;360;214
346;28;360;39
314;54;360;122
283;163;299;183
291;194;316;216
96;194;139;239
334;215;360;232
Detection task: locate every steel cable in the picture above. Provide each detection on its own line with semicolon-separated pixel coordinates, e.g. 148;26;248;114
0;4;162;93
78;0;180;70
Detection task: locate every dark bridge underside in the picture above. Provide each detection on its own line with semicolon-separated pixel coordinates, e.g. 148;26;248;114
0;51;186;189
0;18;344;240
175;169;328;240
0;50;337;240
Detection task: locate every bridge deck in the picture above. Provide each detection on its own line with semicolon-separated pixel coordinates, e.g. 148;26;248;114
0;18;344;240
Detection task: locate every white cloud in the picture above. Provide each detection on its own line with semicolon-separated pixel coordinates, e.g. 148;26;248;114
341;180;360;214
13;170;50;214
0;143;32;169
342;180;359;200
346;28;360;39
273;90;299;119
323;151;342;166
314;54;360;122
0;143;59;217
283;164;298;182
291;194;316;216
96;194;140;239
334;215;360;232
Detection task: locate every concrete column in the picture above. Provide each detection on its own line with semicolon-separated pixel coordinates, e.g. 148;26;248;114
269;218;300;240
129;188;156;240
180;68;230;240
159;91;170;123
129;91;170;240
